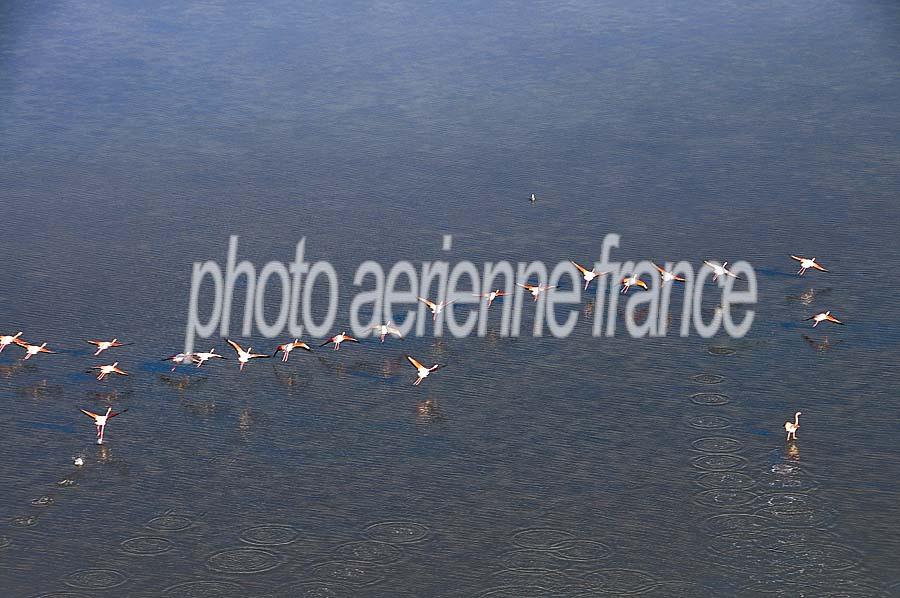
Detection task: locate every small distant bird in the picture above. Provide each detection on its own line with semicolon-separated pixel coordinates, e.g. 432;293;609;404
225;339;270;370
193;348;226;367
530;193;536;204
406;355;443;386
784;411;802;441
79;406;128;445
516;282;558;301
790;255;828;276
703;260;741;281
86;338;130;356
652;263;686;284
620;274;648;294
89;362;128;381
272;339;312;362
804;311;843;327
571;261;609;290
370;323;403;343
73;457;84;467
473;289;508;307
14;339;54;360
417;297;457;321
319;332;359;351
0;332;23;353
162;352;194;371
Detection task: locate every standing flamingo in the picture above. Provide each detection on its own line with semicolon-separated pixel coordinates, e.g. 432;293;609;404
784;411;802;441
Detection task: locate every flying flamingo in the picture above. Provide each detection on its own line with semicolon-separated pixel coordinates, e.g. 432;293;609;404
14;339;54;360
473;289;508;307
319;332;359;351
193;348;226;367
620;274;648;294
805;311;843;327
86;338;130;356
162;352;194;371
417;297;457;320
89;362;129;381
652;263;686;284
272;339;312;362
784;411;802;441
571;261;609;290
516;282;557;302
703;260;741;281
790;255;828;276
226;339;270;370
0;332;23;353
79;406;128;444
406;355;443;386
370;323;403;343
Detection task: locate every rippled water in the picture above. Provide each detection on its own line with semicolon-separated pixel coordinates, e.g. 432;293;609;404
2;0;900;596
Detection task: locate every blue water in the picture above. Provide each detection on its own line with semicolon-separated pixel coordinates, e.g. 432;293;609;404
2;1;900;596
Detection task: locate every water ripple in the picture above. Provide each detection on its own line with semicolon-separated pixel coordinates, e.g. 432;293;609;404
161;580;244;597
691;454;747;471
331;540;403;565
692;489;757;509
691;373;724;385
269;581;357;598
63;568;127;590
309;561;385;587
690;393;730;406
121;536;174;556
239;524;300;546
687;415;732;430
695;472;756;490
206;547;284;574
364;520;429;544
511;527;575;549
691;436;743;453
578;568;658;595
551;539;612;562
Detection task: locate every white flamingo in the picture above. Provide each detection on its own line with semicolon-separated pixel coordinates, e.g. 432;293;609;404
89;362;129;381
272;339;312;362
319;332;359;351
784;411;802;441
790;255;828;276
79;406;128;444
406;355;443;386
571;261;609;290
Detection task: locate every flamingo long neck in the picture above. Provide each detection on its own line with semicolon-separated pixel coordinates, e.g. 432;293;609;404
794;413;800;426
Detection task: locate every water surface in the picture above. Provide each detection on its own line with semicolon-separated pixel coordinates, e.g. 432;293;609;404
2;0;900;596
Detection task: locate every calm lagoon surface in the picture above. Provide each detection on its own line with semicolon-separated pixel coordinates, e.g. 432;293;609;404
1;1;900;596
